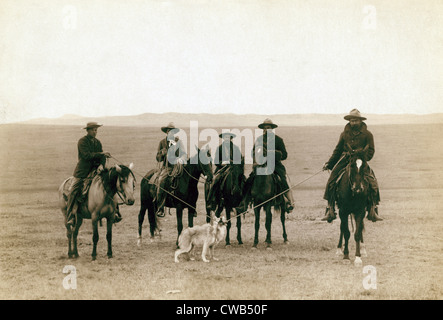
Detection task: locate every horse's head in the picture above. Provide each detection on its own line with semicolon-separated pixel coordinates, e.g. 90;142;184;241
190;146;213;182
114;163;136;206
349;156;367;197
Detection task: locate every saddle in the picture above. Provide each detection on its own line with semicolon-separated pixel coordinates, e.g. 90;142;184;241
63;170;98;202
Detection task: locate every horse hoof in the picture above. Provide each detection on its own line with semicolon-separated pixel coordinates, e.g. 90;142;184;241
336;248;343;256
342;259;351;265
225;244;231;248
137;239;142;247
284;240;289;245
251;245;258;250
354;257;362;266
107;255;113;259
361;248;368;257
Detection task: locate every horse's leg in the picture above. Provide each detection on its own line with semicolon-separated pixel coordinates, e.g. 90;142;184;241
106;217;113;259
252;206;260;249
176;206;184;248
147;200;158;239
339;210;351;262
91;217;99;261
188;208;194;228
223;206;231;246
280;205;288;244
265;204;273;249
336;229;344;256
360;221;367;257
66;224;73;258
236;207;243;245
72;218;82;259
354;211;365;266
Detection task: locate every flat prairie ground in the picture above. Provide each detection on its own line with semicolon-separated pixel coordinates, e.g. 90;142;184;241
0;123;442;300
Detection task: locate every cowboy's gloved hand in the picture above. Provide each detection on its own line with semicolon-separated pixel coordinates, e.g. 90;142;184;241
101;152;111;158
176;158;185;164
322;162;330;171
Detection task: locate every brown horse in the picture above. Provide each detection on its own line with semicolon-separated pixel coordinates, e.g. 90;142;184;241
250;148;288;249
335;154;368;265
138;148;213;246
208;163;245;246
59;164;136;260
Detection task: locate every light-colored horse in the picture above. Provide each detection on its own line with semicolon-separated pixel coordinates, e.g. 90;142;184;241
58;163;135;260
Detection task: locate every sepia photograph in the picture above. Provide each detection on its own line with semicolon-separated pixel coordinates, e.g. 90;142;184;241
0;0;442;305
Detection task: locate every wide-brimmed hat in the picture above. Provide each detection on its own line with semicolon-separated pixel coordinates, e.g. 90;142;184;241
161;122;179;133
258;118;278;129
219;132;236;139
83;122;103;130
344;109;367;121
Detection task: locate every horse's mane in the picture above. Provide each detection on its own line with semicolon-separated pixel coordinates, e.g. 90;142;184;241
98;165;134;198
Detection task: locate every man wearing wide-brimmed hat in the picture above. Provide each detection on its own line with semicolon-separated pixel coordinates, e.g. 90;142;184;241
207;132;244;211
321;109;382;222
155;122;188;217
66;122;113;228
240;119;295;213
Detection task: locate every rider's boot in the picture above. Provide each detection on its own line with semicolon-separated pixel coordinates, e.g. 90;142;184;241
367;205;383;222
284;191;294;213
66;202;78;230
114;204;122;223
321;203;336;223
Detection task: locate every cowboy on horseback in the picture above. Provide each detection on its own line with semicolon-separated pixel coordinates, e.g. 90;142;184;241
155;122;187;217
241;119;295;213
66;122;120;229
207;132;244;211
321;109;383;223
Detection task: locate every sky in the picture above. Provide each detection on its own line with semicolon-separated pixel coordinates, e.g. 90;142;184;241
0;0;442;123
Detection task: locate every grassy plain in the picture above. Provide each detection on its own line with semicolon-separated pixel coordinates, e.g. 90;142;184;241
0;123;442;299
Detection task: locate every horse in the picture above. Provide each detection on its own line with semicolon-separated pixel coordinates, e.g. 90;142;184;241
250;148;288;249
335;154;368;265
208;162;245;246
138;147;213;246
58;163;136;260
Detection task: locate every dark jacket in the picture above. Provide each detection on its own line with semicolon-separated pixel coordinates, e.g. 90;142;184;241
156;137;187;165
214;141;243;169
326;122;375;169
73;135;106;178
252;132;288;164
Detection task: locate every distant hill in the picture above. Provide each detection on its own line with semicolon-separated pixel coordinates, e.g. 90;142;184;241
15;112;443;127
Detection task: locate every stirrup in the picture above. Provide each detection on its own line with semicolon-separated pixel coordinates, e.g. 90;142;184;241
156;209;165;218
367;206;383;222
321;206;336;223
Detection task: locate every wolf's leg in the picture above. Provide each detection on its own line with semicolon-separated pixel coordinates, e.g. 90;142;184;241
202;242;210;262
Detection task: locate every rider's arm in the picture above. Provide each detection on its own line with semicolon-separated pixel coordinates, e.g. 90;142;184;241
78;137;104;162
156;139;167;162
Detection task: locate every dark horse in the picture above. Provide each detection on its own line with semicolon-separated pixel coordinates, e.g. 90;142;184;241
207;163;245;246
250;149;289;249
138;148;213;246
335;153;368;265
58;164;136;260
